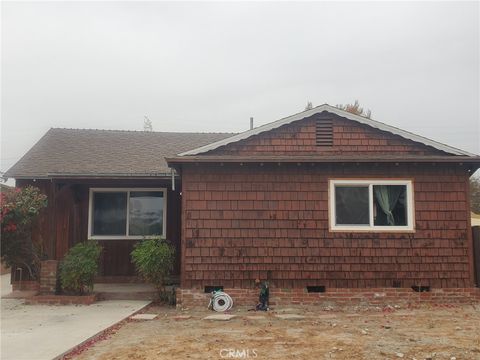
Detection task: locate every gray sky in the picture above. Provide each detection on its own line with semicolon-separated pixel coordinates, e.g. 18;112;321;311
1;1;479;177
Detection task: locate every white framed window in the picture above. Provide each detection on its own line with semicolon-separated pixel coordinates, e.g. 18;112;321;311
88;188;167;240
329;180;414;232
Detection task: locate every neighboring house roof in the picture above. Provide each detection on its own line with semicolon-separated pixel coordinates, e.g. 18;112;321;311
472;212;480;227
179;104;477;156
4;129;234;179
0;183;13;191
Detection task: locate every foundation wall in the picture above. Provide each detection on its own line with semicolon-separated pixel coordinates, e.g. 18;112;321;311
176;287;480;308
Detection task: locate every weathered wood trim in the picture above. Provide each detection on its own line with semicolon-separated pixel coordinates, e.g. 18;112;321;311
465;175;475;286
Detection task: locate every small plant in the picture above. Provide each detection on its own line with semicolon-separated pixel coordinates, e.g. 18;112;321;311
131;237;175;300
59;241;102;295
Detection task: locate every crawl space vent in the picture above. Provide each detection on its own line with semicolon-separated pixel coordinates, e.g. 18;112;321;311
204;286;224;293
306;286;326;293
411;285;430;292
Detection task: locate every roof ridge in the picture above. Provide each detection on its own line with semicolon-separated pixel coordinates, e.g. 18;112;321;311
49;127;236;135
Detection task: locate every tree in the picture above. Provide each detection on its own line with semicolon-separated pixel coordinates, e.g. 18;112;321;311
143;116;153;132
471;176;480;214
336;100;372;119
1;186;48;278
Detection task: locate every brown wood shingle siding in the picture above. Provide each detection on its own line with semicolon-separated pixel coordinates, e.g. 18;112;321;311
207;115;447;156
181;163;472;289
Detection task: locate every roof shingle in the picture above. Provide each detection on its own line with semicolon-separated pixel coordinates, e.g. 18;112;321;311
4;128;234;178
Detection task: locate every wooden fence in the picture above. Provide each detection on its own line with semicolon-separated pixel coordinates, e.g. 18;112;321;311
473;226;480;287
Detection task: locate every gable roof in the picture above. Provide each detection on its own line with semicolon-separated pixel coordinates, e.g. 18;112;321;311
4;128;234;179
178;104;477;157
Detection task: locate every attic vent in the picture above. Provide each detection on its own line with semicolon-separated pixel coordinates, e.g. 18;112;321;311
316;118;333;146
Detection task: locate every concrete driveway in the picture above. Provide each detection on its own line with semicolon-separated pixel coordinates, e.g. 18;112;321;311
1;274;150;360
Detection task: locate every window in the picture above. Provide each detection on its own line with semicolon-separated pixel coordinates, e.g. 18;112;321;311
329;180;414;231
88;188;166;239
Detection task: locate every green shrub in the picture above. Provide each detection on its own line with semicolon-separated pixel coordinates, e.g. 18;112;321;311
59;241;102;295
1;186;48;279
131;237;175;296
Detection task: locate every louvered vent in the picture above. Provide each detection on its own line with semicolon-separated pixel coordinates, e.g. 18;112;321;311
316;118;333;146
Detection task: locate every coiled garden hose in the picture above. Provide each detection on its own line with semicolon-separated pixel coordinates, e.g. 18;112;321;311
208;291;234;312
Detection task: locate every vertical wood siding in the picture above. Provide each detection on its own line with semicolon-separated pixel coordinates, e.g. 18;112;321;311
18;179;182;277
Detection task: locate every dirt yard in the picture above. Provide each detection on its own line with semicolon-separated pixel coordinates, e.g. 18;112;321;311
72;303;480;360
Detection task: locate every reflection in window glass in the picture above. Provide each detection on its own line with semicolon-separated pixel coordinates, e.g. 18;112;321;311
335;186;369;225
92;192;127;235
128;191;164;236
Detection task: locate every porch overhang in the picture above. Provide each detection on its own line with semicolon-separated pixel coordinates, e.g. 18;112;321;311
6;173;176;181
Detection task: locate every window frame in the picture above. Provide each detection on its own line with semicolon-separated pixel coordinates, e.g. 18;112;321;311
88;187;167;240
328;179;415;232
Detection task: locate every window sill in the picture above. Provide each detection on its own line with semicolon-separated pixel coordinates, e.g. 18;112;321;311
88;235;166;241
329;227;415;233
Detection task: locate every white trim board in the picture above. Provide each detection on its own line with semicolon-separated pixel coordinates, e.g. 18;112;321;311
178;104;476;157
328;179;415;232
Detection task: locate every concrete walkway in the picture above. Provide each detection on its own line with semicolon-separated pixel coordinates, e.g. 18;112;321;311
1;274;150;360
1;273;12;295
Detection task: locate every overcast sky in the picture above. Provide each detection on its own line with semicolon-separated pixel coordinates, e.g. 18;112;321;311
1;1;479;178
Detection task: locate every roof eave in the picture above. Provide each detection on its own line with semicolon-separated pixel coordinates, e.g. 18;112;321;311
166;155;480;165
6;172;176;180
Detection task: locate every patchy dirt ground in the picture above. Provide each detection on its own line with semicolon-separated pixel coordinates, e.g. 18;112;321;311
72;303;480;360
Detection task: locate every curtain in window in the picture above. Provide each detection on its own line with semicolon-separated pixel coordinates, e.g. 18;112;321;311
373;185;404;226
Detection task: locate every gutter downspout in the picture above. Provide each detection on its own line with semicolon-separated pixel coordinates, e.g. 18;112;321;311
171;168;175;191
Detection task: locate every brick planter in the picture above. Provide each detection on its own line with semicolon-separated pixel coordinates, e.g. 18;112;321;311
12;280;40;292
176;287;480;308
25;293;98;305
40;260;59;294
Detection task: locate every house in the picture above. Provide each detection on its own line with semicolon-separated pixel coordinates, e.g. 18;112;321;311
1;183;13;275
472;212;480;227
5;104;480;305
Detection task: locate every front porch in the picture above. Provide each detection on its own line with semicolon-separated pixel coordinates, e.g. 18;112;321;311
94;282;158;301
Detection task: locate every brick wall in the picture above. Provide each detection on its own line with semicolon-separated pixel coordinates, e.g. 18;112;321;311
207;115;446;156
181;163;472;289
176;287;480;308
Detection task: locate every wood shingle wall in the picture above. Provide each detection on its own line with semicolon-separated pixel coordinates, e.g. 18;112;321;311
181;163;473;289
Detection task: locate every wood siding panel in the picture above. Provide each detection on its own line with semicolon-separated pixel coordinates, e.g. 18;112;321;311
181;163;472;289
16;179;56;260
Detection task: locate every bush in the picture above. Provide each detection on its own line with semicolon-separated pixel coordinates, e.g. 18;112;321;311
59;241;102;295
1;186;48;279
131;237;175;297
